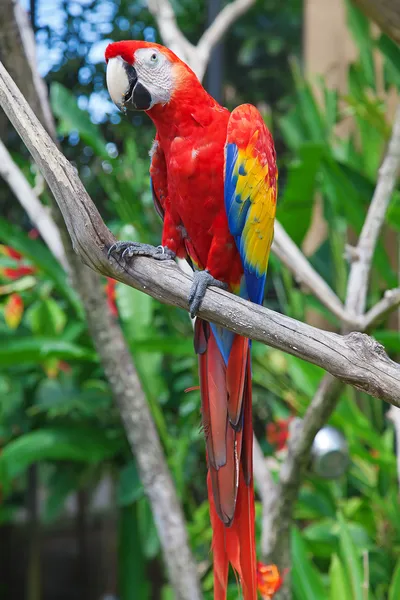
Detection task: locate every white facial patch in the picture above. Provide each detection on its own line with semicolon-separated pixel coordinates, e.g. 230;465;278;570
106;57;130;108
133;47;173;108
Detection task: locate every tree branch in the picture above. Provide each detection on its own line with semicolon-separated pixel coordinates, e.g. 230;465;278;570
352;0;400;47
345;104;400;317
387;406;400;489
0;0;56;138
362;287;400;330
197;0;256;67
1;61;399;409
147;0;195;63
148;0;255;79
262;375;342;559
272;221;350;325
0;138;67;269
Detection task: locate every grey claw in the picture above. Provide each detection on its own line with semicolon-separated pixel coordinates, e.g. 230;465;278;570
107;241;175;262
188;270;228;317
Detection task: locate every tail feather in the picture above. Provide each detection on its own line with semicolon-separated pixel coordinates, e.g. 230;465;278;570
198;320;257;600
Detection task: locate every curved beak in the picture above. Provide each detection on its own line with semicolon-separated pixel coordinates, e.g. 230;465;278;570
106;57;152;111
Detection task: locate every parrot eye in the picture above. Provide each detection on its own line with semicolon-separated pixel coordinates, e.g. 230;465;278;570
150;52;158;63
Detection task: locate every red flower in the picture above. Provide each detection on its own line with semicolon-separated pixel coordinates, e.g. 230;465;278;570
266;418;292;451
106;277;118;316
0;244;36;280
4;293;24;328
1;245;23;261
257;563;284;599
0;265;36;280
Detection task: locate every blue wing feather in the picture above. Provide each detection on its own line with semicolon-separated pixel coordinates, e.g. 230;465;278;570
224;107;277;307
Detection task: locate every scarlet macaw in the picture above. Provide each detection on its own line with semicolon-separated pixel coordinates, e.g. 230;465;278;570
105;40;277;600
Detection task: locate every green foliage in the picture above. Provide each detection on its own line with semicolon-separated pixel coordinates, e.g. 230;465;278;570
0;427;122;490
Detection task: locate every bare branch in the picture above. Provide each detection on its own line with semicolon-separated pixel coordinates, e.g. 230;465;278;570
0;138;68;269
362;287;400;330
272;221;349;325
346;103;400;317
0;0;56;137
1;62;399;410
262;375;342;561
147;0;195;59
148;0;255;79
352;0;400;47
253;436;277;506
387;406;400;489
197;0;256;69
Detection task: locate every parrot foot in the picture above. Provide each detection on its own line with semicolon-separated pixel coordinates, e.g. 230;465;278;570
188;270;228;317
108;241;176;262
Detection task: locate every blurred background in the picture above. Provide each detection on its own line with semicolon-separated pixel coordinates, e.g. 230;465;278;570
0;0;400;599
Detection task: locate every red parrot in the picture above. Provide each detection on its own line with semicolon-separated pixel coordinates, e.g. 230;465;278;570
105;40;277;600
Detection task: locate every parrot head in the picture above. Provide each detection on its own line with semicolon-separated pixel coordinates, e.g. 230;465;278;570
105;40;195;112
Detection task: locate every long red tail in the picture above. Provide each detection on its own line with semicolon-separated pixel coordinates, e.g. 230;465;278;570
195;319;257;600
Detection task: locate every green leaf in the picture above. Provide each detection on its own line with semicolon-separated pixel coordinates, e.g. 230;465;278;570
279;143;325;245
50;83;108;159
291;61;327;142
292;527;326;600
377;34;400;88
387;191;400;232
337;512;364;600
32;378;111;417
286;355;324;397
0;275;36;295
138;497;160;559
117;461;144;507
389;558;400;600
374;331;400;353
133;337;193;355
0;427;122;489
346;0;375;90
26;298;67;336
44;467;82;522
329;554;352;600
0;218;82;317
118;504;150;600
0;337;94;367
303;519;338;558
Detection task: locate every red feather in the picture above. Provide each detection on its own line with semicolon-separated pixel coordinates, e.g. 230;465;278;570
200;326;256;599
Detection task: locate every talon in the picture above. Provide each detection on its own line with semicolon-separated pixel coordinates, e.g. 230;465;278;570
107;242;119;259
107;241;175;262
189;270;228;317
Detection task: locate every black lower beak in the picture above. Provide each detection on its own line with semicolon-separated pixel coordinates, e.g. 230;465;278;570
123;64;138;104
132;82;152;110
122;64;152;111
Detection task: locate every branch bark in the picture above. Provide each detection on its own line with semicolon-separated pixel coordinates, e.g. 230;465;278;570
0;138;67;269
148;0;255;80
197;0;256;68
346;104;400;317
262;375;342;559
272;221;349;325
352;0;400;46
1;61;399;408
0;6;202;598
